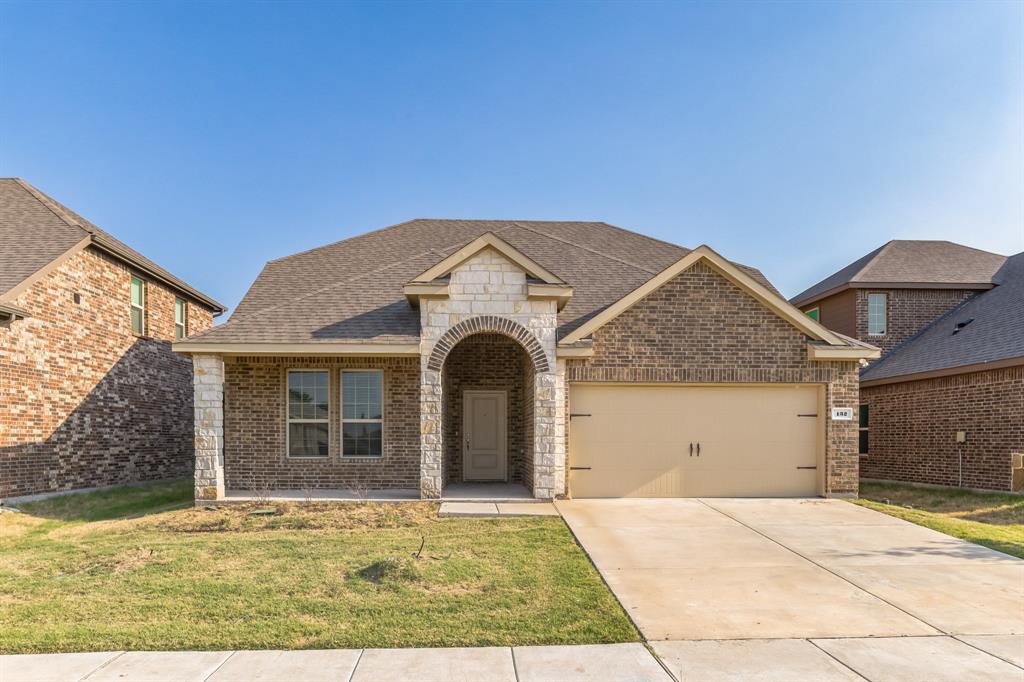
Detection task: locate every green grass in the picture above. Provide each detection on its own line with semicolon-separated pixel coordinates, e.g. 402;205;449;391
0;480;638;653
853;481;1024;559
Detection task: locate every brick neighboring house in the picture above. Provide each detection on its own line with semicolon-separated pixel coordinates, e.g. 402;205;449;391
792;241;1022;492
0;179;225;499
173;220;877;503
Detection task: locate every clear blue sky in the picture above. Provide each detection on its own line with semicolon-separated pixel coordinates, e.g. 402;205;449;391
2;1;1021;313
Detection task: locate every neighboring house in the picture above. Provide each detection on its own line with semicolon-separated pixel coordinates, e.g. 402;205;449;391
173;219;876;502
858;253;1024;491
0;178;225;499
792;240;1021;492
790;240;1007;356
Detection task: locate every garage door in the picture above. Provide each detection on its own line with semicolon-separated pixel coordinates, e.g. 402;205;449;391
568;385;821;498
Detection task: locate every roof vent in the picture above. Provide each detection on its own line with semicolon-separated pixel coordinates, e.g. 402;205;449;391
952;318;975;335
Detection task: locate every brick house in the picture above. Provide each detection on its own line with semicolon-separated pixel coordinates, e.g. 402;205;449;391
173;220;876;502
0;179;225;499
791;241;1022;491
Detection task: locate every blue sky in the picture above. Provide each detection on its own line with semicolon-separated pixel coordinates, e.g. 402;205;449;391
1;1;1021;314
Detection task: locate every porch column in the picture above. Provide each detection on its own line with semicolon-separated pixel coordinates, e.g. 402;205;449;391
193;354;225;503
532;359;566;499
420;365;443;498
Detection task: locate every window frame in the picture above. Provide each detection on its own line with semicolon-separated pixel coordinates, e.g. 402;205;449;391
285;369;331;459
341;369;385;459
805;307;820;322
858;404;869;455
130;275;146;335
174;298;188;340
867;293;887;336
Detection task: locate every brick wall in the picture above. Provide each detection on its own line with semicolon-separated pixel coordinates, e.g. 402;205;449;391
222;356;420;490
567;260;861;495
860;366;1024;491
0;246;215;498
442;334;528;485
855;288;975;355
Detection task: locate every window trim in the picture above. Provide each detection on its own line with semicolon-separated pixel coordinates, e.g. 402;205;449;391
130;275;146;335
174;297;188;340
341;369;385;459
805;307;820;322
867;292;887;336
858;404;869;455
285;368;331;459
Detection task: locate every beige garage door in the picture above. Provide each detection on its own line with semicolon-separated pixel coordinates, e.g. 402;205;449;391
569;385;822;498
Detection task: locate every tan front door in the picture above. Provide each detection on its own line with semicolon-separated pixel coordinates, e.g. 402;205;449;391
569;385;821;498
463;390;508;481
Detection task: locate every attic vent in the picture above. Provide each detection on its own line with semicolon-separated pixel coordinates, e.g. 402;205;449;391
952;318;975;335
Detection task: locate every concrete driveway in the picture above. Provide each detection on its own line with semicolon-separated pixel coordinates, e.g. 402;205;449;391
557;498;1024;681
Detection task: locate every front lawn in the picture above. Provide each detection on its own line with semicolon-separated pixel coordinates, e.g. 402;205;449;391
854;481;1024;559
0;480;637;653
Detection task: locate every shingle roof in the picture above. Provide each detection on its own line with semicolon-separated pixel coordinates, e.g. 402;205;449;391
0;178;225;312
861;252;1024;383
192;219;779;345
790;240;1007;307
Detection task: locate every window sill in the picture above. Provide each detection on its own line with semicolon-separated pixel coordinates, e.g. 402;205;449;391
340;456;384;463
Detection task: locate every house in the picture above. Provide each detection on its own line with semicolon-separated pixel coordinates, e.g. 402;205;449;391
858;253;1024;491
789;240;1007;356
173;219;877;502
792;240;1021;492
0;179;225;499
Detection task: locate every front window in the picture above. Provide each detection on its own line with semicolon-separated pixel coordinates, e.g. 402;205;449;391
867;293;886;335
287;370;329;457
342;370;383;458
859;404;869;455
174;298;187;340
130;276;145;334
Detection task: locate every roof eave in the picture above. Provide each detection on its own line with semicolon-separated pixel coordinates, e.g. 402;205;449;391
861;356;1024;387
172;341;421;356
792;281;997;308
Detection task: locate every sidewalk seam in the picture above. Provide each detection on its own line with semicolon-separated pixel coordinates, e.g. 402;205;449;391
951;635;1024;671
80;651;126;681
203;650;236;681
347;648;366;682
805;638;872;681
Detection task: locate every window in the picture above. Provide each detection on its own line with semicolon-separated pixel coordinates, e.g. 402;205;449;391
867;293;886;335
858;404;869;455
805;308;820;322
287;370;329;457
174;298;187;340
130;276;145;334
342;370;383;457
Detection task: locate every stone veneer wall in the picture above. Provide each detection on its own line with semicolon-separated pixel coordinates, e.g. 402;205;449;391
1;246;214;498
442;334;528;485
566;261;861;496
855;288;976;356
419;247;563;499
860;366;1024;491
208;356;421;493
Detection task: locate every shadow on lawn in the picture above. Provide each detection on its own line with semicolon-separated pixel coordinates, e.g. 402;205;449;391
15;479;193;523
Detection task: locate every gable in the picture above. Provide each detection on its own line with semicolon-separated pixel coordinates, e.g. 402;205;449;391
411;232;565;284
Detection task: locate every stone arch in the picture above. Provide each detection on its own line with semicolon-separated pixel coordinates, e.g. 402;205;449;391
427;315;550;373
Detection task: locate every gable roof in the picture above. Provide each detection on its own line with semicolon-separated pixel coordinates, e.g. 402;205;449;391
0;178;225;313
790;240;1007;307
182;219;780;347
561;245;851;348
411;232;566;284
861;252;1024;385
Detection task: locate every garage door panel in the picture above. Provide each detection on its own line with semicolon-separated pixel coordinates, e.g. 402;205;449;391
569;385;821;498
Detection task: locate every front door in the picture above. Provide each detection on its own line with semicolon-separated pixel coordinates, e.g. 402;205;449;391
463;390;508;481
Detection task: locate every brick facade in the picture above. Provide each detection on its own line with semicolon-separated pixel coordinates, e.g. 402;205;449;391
0;246;215;498
861;366;1024;491
442;334;529;485
567;261;862;496
221;356;421;491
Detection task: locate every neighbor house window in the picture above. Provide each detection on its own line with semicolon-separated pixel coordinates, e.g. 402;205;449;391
806;308;820;322
342;370;383;457
174;298;187;340
287;370;329;457
130;276;145;334
867;293;886;335
858;404;869;455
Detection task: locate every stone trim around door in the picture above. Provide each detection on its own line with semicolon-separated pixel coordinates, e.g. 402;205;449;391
427;315;551;373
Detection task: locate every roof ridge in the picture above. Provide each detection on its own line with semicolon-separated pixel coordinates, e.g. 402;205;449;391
266;218;423;264
12;178;91;236
850;240;894;283
508;221;662;276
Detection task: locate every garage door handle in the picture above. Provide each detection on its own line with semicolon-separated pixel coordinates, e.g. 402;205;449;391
570;467;592;471
689;442;693;457
696;442;700;457
797;413;818;417
570;413;592;419
797;466;817;470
